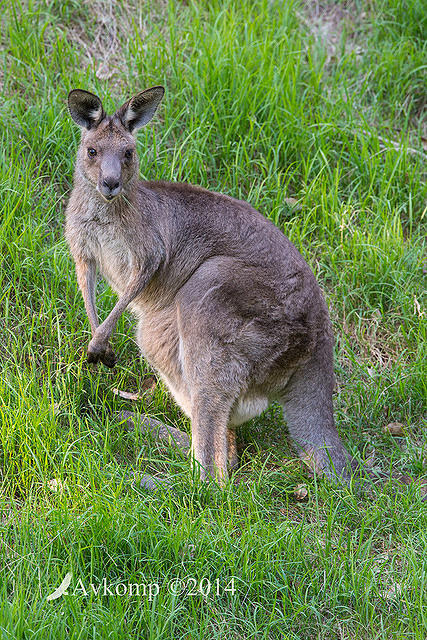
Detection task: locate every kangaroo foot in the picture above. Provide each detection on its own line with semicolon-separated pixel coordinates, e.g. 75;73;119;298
363;467;427;501
310;454;427;501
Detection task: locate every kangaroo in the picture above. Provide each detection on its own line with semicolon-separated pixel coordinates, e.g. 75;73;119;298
65;86;352;484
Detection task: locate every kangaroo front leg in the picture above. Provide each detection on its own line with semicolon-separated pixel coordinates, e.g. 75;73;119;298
75;258;116;368
87;266;154;366
75;258;98;335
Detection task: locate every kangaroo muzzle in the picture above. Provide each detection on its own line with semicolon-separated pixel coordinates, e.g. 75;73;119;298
99;176;122;200
98;156;122;200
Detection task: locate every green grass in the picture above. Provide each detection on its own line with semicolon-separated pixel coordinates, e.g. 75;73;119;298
0;0;426;637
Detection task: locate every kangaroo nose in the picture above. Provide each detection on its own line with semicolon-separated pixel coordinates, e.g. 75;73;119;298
103;178;120;192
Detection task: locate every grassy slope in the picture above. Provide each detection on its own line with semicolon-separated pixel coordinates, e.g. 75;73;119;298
0;0;426;638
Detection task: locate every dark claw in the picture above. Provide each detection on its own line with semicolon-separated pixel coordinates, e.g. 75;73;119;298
100;348;117;368
87;344;116;367
87;350;100;364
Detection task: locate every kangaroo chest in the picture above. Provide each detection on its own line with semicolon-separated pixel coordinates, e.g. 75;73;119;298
84;219;133;294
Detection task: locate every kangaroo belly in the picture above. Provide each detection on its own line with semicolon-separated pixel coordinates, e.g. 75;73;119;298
229;393;269;426
134;304;191;411
136;308;271;425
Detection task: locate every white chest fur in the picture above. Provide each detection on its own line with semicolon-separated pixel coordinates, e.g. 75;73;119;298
84;218;133;295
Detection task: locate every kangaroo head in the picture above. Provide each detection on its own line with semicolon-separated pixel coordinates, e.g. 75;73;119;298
68;86;164;201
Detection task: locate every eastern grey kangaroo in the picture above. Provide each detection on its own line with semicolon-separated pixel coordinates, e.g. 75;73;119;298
65;86;352;484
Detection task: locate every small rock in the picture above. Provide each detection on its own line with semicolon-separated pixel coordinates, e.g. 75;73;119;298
380;582;402;600
294;484;308;500
129;472;172;491
47;478;63;493
383;422;405;437
414;478;427;498
284;197;302;211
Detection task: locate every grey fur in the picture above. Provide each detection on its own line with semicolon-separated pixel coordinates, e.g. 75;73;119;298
65;87;352;484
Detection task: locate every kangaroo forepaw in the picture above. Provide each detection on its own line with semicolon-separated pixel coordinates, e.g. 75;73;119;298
100;345;117;368
87;339;116;368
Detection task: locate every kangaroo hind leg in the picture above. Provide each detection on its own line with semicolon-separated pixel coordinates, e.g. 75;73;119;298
280;337;352;481
190;391;238;484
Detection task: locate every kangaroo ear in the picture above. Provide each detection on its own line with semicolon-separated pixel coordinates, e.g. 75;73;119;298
68;89;105;130
117;86;164;133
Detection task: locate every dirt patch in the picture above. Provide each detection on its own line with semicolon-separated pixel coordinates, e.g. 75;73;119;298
300;1;364;62
66;0;168;88
66;0;135;85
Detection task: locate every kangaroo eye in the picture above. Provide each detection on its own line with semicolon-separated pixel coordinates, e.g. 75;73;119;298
87;148;97;158
124;149;133;159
